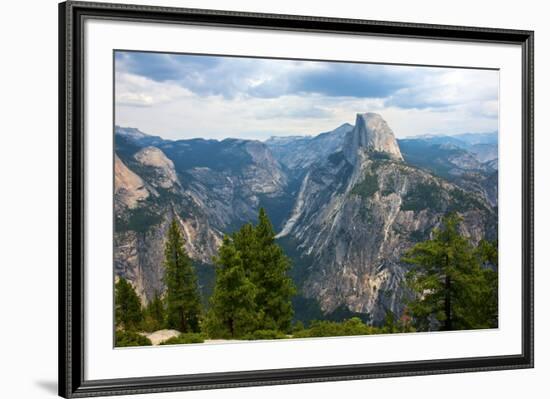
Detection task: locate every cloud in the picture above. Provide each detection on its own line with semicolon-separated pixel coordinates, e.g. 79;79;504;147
115;71;193;107
385;68;498;110
115;51;499;140
116;51;417;100
248;63;413;99
116;51;220;82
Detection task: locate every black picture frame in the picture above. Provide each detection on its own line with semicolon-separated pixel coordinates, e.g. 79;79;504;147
59;1;534;397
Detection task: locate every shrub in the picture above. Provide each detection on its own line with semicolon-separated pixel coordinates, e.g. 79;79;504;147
292;320;305;333
115;330;152;347
242;329;287;340
401;181;442;211
292;318;379;338
159;333;206;345
351;173;378;198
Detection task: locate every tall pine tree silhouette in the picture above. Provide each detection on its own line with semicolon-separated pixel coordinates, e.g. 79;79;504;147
115;277;143;331
163;219;201;333
205;236;258;338
249;208;295;332
403;213;498;331
207;208;295;336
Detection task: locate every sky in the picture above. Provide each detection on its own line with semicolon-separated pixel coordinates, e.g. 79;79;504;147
115;51;499;141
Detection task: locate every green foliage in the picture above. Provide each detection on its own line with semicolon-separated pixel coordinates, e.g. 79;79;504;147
163;219;202;333
292;320;305;333
380;310;416;334
368;151;392;161
325;304;371;324
351;173;379;198
400;181;488;214
409;229;429;243
141;292;165;332
250;208;296;331
380;175;397;196
292;317;378;338
476;239;498;268
278;236;314;288
242;329;288;340
290;295;325;327
206;208;296;338
115;330;152;347
403;213;498;331
205;236;259;338
289;312;414;338
448;189;486;212
159;333;206;345
116;207;163;233
401;181;442;211
474;239;499;327
194;261;217;307
115;278;143;331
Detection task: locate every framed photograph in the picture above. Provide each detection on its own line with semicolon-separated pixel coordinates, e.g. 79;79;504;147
59;1;534;397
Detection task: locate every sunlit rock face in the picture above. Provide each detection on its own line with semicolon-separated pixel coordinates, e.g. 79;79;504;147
344;113;403;164
113;117;497;323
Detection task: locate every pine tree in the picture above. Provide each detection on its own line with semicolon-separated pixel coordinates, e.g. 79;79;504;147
143;291;165;331
163;219;202;333
473;239;498;327
403;213;498;331
232;223;260;275
250;208;296;332
115;278;143;331
206;208;295;336
205;236;258;338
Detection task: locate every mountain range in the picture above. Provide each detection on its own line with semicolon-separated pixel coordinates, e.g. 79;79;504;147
114;113;498;325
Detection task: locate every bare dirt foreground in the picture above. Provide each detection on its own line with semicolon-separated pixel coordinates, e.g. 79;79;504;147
139;330;240;346
140;329;180;345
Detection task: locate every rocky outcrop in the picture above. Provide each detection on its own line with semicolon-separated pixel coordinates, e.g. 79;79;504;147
114;130;291;303
266;123;353;172
344;113;403;163
114;210;222;303
114;154;149;210
134;146;180;189
114;119;497;321
278;114;496;323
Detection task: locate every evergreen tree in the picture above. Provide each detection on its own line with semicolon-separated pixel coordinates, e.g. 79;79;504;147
205;236;258;338
115;278;143;331
249;208;296;332
143;291;165;331
163;219;202;333
232;223;260;276
206;208;295;336
473;239;499;327
403;213;498;331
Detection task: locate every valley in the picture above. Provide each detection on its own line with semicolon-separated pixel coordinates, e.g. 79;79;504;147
114;112;498;326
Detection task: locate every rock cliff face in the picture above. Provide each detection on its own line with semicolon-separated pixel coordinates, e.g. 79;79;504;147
265;123;353;173
114;129;290;303
277;114;496;323
114;117;497;323
114;149;222;303
344;113;403;163
114;154;149;210
134;146;180;189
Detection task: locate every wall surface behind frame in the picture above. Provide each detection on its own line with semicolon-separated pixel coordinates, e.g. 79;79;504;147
0;0;546;398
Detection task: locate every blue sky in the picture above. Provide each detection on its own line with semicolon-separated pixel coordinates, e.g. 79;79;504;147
115;51;498;140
